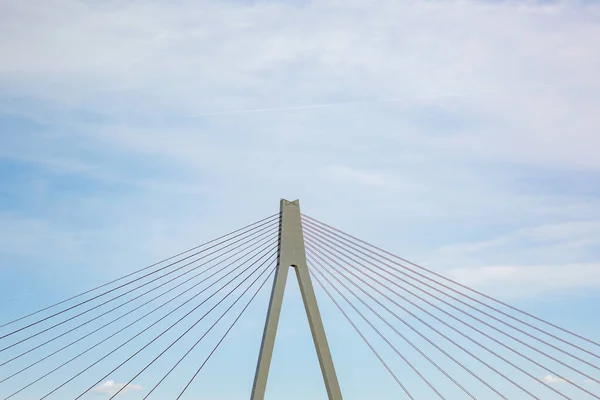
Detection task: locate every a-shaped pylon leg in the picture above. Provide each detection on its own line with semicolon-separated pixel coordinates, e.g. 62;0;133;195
250;199;343;400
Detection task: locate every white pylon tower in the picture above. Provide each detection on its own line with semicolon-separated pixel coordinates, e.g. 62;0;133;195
250;199;343;400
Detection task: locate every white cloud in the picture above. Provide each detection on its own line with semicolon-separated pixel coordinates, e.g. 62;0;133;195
414;219;600;297
430;220;600;266
2;0;600;175
1;0;600;301
447;263;600;298
92;380;143;396
541;375;566;384
1;0;599;172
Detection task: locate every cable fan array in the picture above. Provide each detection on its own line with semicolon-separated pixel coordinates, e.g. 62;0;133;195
1;209;599;400
0;214;281;400
302;214;600;400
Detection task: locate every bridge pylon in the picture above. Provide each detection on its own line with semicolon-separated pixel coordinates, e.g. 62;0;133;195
250;199;343;400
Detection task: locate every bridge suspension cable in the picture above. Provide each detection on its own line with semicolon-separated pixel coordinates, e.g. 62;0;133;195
310;269;416;400
0;213;279;332
97;250;277;400
0;214;278;342
305;230;600;393
1;234;278;398
302;214;600;400
305;221;600;376
1;205;598;400
303;218;600;376
174;265;276;400
1;214;279;400
308;253;479;400
303;214;600;351
0;225;277;370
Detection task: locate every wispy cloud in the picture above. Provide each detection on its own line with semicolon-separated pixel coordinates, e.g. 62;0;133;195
92;381;143;396
447;263;600;298
190;93;473;117
1;0;600;301
542;375;566;384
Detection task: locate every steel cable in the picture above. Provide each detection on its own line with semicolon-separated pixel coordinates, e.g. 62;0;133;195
309;269;415;400
0;219;278;351
104;252;277;400
305;233;598;399
307;252;478;400
174;267;276;400
0;229;278;383
303;215;600;353
303;221;600;372
9;243;277;400
304;225;600;395
0;213;279;331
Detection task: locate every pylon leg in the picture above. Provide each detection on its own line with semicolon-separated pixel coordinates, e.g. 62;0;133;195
250;200;343;400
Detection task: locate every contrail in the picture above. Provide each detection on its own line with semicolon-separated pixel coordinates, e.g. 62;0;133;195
190;93;467;117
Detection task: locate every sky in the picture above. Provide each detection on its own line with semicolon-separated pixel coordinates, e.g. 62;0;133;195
1;0;600;399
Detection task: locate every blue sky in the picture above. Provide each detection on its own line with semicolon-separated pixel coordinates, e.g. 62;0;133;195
1;0;600;399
